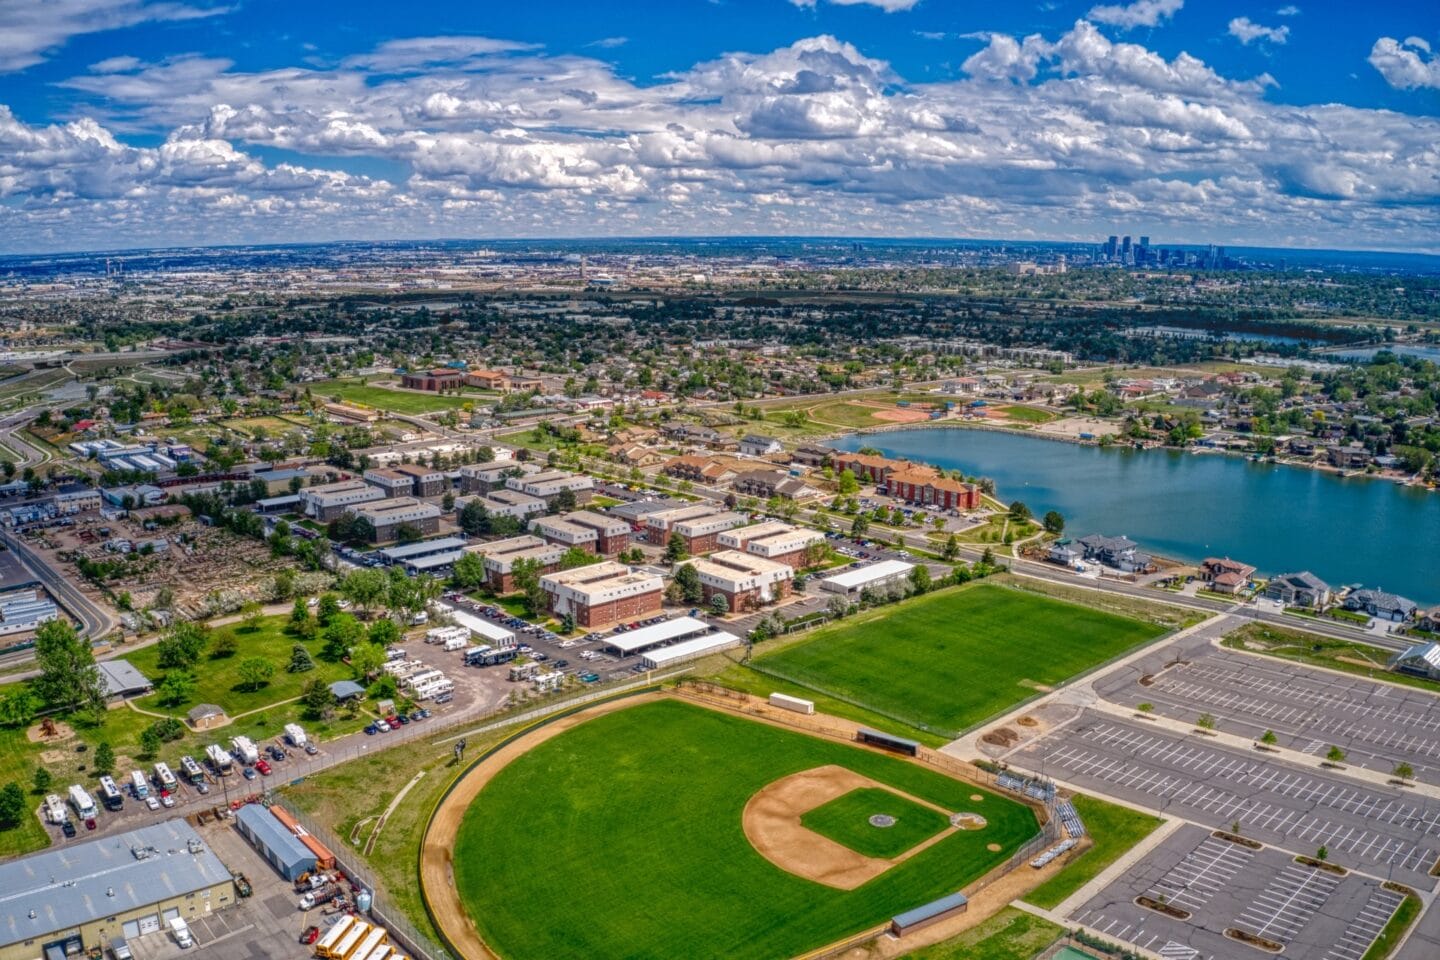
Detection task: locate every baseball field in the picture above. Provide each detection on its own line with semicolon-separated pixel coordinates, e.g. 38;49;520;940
752;583;1168;736
440;698;1039;960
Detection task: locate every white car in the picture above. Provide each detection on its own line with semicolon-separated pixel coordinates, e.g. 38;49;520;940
144;795;160;811
160;793;176;808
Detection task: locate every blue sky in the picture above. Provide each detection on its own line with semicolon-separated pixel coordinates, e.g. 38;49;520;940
0;0;1437;252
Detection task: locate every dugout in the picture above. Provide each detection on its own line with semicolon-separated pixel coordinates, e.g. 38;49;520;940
890;892;968;936
856;727;920;757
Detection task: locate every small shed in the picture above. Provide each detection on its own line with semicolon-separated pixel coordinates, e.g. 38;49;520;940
890;892;968;936
187;703;228;730
234;804;317;881
329;680;366;702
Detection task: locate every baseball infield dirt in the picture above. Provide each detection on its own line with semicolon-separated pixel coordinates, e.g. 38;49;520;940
742;764;956;890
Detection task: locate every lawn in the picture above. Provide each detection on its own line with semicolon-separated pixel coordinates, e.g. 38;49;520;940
897;906;1064;960
311;379;473;415
993;405;1058;424
801;787;949;859
128;615;355;719
451;699;1039;960
1023;794;1164;910
1223;623;1440;694
753;584;1168;736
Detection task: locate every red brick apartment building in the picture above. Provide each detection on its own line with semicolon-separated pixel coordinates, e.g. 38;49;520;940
540;563;663;628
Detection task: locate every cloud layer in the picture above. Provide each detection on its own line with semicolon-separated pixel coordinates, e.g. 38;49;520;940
2;20;1438;253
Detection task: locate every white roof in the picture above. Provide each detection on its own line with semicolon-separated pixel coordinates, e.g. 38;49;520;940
607;616;712;655
820;559;916;590
1396;641;1440;669
379;536;469;560
447;607;517;644
641;631;742;667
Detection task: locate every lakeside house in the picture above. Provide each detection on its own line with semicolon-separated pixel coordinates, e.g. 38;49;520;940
1263;571;1332;609
1200;557;1257;594
1074;534;1156;574
1343;588;1418;622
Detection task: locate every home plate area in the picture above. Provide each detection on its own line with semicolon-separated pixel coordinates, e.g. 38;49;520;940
742;765;985;889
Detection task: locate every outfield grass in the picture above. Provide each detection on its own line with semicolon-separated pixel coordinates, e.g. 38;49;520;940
898;906;1064;960
753;584;1168;736
452;699;1040;960
1023;794;1164;909
801;787;949;858
312;379;473;415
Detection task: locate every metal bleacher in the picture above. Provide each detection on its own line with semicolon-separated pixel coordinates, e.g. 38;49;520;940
1055;799;1086;838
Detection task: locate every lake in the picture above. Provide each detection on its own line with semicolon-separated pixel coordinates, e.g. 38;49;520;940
832;428;1440;605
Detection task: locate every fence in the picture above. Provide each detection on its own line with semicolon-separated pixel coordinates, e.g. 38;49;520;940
275;799;455;960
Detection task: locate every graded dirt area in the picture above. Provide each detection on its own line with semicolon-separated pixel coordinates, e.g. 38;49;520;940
742;764;956;891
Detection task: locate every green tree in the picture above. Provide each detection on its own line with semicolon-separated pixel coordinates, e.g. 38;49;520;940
1325;745;1346;765
673;563;705;604
93;742;115;776
367;618;400;647
349;643;384;682
290;598;311;627
239;601;263;632
1042;510;1065;535
0;688;37;728
850;514;869;538
1260;730;1278;747
0;783;26;829
340;568;389;617
451;551;487;590
33;620;107;717
321;612;361;660
287;644;316;673
942;533;959;561
1394;761;1415;783
236;657;276;692
299;678;335;718
559;547;600;570
138;728;161;759
156;621;209;669
156;670;196;707
1008;500;1032;522
710;593;729;615
908;564;932;595
1196;712;1216;731
836;468;859;496
209;633;238;658
31;766;51;795
316;594;341;626
665;532;689;564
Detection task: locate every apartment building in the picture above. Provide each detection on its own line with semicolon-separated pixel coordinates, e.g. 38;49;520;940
354;497;442;542
685;550;793;612
301;479;385;521
477;536;565;593
540;562;663;628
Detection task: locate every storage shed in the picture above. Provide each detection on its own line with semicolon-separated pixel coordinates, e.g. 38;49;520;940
234;804;317;881
890;892;968;936
186;703;228;730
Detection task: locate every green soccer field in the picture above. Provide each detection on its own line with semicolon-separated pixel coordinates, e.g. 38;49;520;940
449;699;1039;960
753;583;1167;736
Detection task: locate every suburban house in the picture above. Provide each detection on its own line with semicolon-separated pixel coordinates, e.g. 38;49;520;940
1391;641;1440;681
789;444;833;468
738;435;784;457
684;551;793;612
660;423;723;447
1326;442;1371;469
663;455;738;486
1074;534;1155;573
1264;571;1332;608
1200;557;1257;594
1343;588;1417;622
607;443;666;468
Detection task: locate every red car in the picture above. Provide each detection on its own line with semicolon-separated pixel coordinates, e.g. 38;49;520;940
300;926;320;945
255;759;273;776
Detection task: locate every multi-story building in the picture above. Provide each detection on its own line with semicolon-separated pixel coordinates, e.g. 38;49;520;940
540;562;663;628
829;452;930;485
478;536;565;593
720;522;825;568
301;479;385;521
732;470;821;501
884;469;981;511
530;510;630;555
391;462;447;498
361;468;413;499
458;459;538;494
400;368;464;391
505;469;594;506
456;489;546;522
354;497;442;542
685;550;793;612
644;503;723;541
672;511;746;555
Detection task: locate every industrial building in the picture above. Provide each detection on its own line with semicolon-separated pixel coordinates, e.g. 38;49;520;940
354;498;442;542
818;559;916;596
540;562;662;628
234;804;316;881
0;819;235;960
684;550;794;612
479;536;565;593
301;479;385;521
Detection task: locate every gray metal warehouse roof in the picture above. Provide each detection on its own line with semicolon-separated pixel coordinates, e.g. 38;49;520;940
234;804;315;873
98;659;152;698
0;818;232;948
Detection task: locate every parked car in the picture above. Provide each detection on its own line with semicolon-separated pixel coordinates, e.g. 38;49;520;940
144;795;160;811
304;742;319;755
255;760;272;776
160;792;175;808
242;766;258;780
300;926;320;945
364;724;379;736
61;820;76;837
267;746;285;761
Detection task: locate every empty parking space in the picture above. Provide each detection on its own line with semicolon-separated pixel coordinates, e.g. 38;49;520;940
1069;824;1408;960
1020;714;1440;884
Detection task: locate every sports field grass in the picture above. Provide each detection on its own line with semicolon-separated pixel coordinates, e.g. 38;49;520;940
1022;794;1164;909
753;584;1167;736
450;699;1039;960
801;787;949;858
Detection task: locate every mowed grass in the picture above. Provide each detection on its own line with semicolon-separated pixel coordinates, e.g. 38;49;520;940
801;787;949;859
754;584;1167;736
452;699;1039;960
1023;794;1164;910
312;379;472;414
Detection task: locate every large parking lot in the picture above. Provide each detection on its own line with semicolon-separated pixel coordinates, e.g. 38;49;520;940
1097;643;1440;786
1015;712;1440;885
1069;823;1409;960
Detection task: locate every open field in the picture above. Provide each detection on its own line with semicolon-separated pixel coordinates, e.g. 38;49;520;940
310;379;473;414
752;584;1168;736
996;573;1205;631
1022;794;1164;909
448;698;1039;960
219;415;308;438
1222;623;1440;692
990;404;1058;424
896;905;1064;960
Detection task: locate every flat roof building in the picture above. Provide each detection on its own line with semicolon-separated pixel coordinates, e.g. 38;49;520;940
819;559;916;596
640;631;742;669
684;550;794;612
458;460;538;494
672;511;746;554
505;469;594;505
478;536;565;593
719;522;824;567
540;562;662;628
530;510;630;555
354;497;441;542
0;818;235;960
644;503;721;537
301;479;385;521
455;489;545;521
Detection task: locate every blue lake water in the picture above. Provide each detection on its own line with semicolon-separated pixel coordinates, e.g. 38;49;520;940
833;428;1440;604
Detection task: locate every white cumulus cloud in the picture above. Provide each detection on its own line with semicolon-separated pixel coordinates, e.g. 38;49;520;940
0;0;228;72
1228;18;1290;46
1369;36;1440;89
1087;0;1183;30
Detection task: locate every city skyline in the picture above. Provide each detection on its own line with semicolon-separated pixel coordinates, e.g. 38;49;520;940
0;0;1437;254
